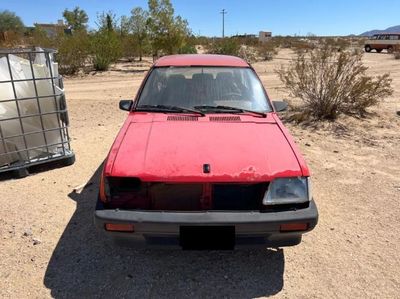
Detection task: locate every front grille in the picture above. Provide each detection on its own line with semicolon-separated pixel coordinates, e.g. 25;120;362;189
212;183;267;210
149;183;203;210
106;180;268;211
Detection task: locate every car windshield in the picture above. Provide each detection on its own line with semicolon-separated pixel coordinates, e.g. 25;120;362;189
136;67;272;113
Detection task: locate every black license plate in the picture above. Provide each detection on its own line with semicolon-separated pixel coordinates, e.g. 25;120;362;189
179;226;235;250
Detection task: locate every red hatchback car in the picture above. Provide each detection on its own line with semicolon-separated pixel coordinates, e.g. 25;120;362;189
95;54;318;249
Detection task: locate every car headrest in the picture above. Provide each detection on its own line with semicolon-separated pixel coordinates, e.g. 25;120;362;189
192;73;214;81
167;74;186;84
216;72;234;81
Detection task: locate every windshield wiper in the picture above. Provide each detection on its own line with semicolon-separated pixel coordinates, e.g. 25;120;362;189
135;105;205;117
194;105;267;118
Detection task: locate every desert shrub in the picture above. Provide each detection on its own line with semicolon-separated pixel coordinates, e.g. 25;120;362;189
121;34;138;61
257;42;278;61
238;45;257;63
178;43;197;54
0;31;23;47
91;30;122;71
206;38;240;56
323;37;351;51
272;36;293;48
276;46;393;120
194;35;212;46
393;46;400;59
233;36;259;47
29;26;55;48
271;36;313;52
291;39;315;54
56;32;90;75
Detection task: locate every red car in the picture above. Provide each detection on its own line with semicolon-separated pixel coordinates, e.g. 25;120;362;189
95;54;318;249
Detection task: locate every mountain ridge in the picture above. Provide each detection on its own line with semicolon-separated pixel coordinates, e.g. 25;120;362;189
360;25;400;36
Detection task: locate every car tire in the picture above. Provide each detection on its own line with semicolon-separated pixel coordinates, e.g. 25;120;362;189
387;46;393;53
365;45;372;52
376;49;382;53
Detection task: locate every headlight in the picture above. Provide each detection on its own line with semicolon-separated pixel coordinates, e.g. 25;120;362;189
262;177;311;205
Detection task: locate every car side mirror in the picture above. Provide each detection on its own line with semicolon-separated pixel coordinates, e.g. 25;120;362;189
272;100;288;112
119;100;133;111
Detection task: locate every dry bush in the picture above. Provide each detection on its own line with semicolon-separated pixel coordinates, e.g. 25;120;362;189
57;32;90;75
178;43;197;54
271;36;293;48
238;45;257;63
121;35;136;62
291;40;315;55
393;46;400;60
323;37;351;51
0;31;23;47
91;30;122;71
277;46;393;120
206;38;240;56
272;36;314;52
29;25;67;48
27;28;90;75
207;38;262;63
257;42;278;61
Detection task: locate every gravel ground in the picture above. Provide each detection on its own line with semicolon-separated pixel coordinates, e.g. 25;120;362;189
0;50;399;298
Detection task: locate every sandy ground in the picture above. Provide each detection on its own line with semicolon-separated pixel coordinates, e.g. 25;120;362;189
0;49;399;298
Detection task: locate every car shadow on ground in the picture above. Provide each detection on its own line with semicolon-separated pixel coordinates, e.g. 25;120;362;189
44;164;285;298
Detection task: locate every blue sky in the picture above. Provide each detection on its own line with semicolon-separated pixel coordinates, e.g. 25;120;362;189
1;0;400;36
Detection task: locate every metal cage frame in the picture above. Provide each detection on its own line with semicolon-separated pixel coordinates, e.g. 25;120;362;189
0;48;74;178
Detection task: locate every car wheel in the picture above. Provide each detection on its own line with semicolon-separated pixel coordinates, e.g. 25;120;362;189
365;45;372;52
387;46;394;53
376;49;382;53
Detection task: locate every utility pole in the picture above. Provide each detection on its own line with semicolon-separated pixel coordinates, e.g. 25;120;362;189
220;9;227;38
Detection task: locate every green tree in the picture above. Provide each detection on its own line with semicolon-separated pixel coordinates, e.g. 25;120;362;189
119;15;131;36
62;7;88;31
96;11;118;32
147;0;191;55
130;7;149;61
0;10;24;34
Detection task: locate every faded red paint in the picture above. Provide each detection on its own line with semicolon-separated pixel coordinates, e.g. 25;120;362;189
103;54;310;185
154;54;249;67
104;113;307;183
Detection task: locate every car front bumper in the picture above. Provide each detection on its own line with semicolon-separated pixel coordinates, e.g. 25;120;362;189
94;200;318;248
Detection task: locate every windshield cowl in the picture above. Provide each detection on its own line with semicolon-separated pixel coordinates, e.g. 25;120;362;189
194;105;268;118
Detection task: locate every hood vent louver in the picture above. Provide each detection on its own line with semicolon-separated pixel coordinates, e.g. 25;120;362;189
209;116;241;122
167;115;199;121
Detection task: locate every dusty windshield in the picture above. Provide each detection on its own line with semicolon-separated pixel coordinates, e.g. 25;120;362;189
136;67;272;113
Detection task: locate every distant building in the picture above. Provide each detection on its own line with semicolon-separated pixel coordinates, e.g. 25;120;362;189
233;34;257;39
259;31;272;43
34;20;66;38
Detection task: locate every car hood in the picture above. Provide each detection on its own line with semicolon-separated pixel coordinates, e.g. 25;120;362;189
109;114;303;182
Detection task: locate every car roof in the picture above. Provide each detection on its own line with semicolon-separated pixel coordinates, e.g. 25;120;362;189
154;54;250;67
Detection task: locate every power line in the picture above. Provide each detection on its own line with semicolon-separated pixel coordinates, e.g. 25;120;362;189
220;9;227;38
